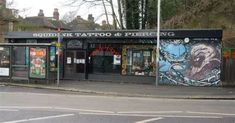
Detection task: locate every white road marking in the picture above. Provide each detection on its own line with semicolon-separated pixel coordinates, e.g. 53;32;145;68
79;112;223;118
118;111;183;114
0;106;227;119
135;117;163;123
2;113;75;123
187;111;235;116
0;106;114;113
2;91;227;101
0;109;19;112
0;106;53;110
53;107;114;113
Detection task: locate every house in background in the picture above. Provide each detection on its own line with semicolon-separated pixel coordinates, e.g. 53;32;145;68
0;0;18;42
17;9;70;31
16;8;113;31
67;14;101;30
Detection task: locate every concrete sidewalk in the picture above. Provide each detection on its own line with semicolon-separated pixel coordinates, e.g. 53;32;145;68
1;80;235;99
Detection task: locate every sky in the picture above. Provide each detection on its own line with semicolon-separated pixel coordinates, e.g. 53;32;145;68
7;0;110;24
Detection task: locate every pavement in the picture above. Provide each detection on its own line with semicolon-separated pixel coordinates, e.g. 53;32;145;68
0;80;235;99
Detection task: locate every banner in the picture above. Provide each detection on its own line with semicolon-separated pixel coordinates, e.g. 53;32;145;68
29;47;46;78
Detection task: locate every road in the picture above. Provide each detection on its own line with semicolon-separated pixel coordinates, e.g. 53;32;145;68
0;86;235;123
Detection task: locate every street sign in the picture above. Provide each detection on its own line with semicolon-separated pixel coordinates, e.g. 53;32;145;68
56;43;61;47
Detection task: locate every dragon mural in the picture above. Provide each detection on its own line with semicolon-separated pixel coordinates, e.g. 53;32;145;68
159;39;221;86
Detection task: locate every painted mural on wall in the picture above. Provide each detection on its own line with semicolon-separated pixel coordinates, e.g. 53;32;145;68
159;39;221;86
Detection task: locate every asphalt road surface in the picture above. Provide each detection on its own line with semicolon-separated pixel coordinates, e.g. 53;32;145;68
1;86;235;123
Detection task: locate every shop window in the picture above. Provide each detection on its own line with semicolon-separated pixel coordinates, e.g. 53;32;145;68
12;47;28;78
89;44;121;74
122;45;156;76
0;47;10;68
0;47;10;76
13;47;26;65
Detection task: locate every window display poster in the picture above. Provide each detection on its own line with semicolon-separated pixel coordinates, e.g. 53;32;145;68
67;57;71;64
113;55;121;65
29;47;46;78
0;68;9;76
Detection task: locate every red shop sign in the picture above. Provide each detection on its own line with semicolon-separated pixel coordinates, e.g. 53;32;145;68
90;46;120;56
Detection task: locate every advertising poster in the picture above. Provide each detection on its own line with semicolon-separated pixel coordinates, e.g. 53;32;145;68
29;47;46;78
0;47;10;76
50;46;56;71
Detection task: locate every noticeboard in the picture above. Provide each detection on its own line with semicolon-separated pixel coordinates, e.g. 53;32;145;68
29;47;47;79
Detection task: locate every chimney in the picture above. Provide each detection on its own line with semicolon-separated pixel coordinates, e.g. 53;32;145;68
102;20;107;26
87;14;94;22
53;8;59;20
38;9;44;17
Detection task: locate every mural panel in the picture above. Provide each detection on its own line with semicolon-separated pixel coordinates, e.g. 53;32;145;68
159;38;221;86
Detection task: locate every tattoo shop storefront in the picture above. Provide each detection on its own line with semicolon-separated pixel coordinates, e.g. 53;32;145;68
4;29;223;86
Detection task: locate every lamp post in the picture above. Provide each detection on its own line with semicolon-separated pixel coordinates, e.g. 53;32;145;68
57;28;61;86
156;0;161;87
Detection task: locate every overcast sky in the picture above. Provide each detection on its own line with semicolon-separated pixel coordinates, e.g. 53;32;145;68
8;0;110;24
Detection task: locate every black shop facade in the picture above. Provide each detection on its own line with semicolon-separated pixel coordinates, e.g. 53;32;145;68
4;29;223;86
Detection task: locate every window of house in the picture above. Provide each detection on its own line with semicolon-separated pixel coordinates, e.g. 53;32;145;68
8;22;13;31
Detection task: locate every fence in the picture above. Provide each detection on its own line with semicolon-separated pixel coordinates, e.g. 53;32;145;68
221;48;235;86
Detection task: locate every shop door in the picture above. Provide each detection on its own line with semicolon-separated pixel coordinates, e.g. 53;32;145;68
64;50;86;80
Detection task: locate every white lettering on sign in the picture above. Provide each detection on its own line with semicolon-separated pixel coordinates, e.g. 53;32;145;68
124;32;156;37
160;32;175;37
33;33;57;38
62;33;73;37
32;32;176;38
74;33;112;37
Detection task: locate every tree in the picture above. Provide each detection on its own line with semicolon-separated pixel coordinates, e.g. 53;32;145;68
64;0;120;29
62;11;77;23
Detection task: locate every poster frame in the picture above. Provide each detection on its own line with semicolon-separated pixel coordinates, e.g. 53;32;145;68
29;47;47;79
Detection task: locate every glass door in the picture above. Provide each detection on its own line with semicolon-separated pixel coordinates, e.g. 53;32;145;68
64;50;86;80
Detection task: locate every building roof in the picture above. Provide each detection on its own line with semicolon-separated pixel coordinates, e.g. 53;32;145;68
23;16;71;30
24;16;56;29
49;20;70;30
68;15;100;30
